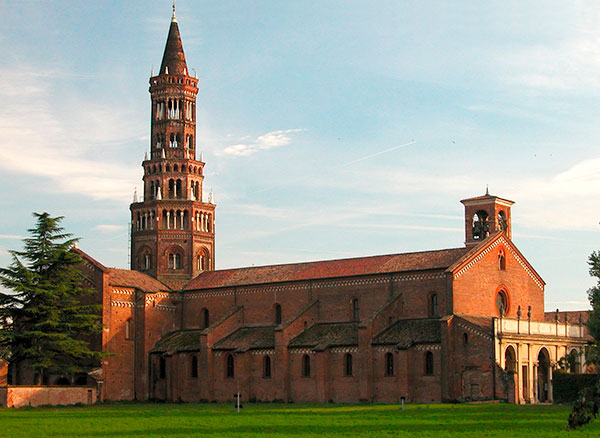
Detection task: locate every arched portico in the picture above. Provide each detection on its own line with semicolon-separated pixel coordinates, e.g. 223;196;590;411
536;348;551;403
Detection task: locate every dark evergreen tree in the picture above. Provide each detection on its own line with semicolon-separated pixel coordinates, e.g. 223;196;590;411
568;251;600;429
0;212;104;384
587;251;600;367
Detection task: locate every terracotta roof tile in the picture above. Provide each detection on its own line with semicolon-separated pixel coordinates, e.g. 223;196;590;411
212;326;275;352
460;194;514;204
544;311;589;324
288;322;358;349
372;318;441;347
455;314;494;330
151;330;202;354
185;247;469;291
107;268;171;292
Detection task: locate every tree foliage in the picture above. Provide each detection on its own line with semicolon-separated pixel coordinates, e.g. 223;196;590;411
568;251;600;429
587;251;600;368
0;212;104;382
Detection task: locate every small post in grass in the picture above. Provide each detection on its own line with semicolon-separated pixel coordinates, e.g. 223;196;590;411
401;396;405;411
233;393;242;413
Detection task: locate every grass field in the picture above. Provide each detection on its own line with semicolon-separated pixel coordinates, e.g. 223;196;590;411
0;402;598;437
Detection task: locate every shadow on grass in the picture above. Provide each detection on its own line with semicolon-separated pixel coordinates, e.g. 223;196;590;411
51;420;576;437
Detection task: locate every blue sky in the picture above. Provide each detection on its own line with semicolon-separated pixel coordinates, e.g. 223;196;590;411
1;1;599;310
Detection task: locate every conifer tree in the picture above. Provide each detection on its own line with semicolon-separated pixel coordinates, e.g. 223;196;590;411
0;212;104;384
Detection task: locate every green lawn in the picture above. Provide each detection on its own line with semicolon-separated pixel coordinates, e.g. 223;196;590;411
0;402;598;437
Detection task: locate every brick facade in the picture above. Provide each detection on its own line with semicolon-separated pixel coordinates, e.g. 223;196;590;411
4;10;590;406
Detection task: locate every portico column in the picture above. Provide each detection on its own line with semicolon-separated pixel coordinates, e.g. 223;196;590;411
516;342;522;404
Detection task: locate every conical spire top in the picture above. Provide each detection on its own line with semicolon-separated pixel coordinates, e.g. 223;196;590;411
159;5;188;76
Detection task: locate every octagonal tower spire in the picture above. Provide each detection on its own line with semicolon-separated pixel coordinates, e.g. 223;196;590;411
130;9;215;290
159;3;188;76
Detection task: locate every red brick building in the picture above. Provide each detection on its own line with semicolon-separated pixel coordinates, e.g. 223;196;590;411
47;10;595;404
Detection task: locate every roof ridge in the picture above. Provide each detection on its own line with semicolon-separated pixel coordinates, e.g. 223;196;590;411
209;246;467;273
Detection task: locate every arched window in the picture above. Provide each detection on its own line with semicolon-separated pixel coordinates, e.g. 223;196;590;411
168;179;175;198
138;247;152;271
463;333;469;346
429;294;438;317
385;352;394;376
201;308;209;329
169;253;182;270
226;354;234;378
351;298;359;321
472;210;489;240
174;164;179;172
125;318;133;340
191;355;198;378
302;355;311;377
176;180;182;199
274;304;282;325
159;357;166;379
498;249;506;270
498;211;508;232
425;351;434;375
263;356;271;378
344;353;353;376
496;290;508;316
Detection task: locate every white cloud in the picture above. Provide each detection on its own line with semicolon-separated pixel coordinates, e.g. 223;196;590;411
0;65;143;202
501;7;600;94
221;129;303;156
508;157;600;231
222;144;254;156
0;235;23;240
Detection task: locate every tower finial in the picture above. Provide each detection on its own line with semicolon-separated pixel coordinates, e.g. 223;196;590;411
485;185;489;196
172;1;177;22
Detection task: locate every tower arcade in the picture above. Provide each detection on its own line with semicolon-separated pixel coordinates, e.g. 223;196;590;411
130;8;215;289
461;190;514;246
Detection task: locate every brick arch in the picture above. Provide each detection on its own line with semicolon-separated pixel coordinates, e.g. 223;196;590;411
164;244;185;270
136;245;153;271
195;247;210;271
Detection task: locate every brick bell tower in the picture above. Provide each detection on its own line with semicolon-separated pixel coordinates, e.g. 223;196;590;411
130;7;215;289
460;188;514;247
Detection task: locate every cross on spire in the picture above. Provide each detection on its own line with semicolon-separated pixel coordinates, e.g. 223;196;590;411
172;0;177;22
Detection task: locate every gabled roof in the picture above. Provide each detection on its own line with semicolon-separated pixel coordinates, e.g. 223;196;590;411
73;247;107;271
72;247;171;292
372;318;441;347
447;232;545;289
212;326;275;352
151;330;203;354
288;322;358;349
159;14;188;75
107;268;171;293
185;247;470;291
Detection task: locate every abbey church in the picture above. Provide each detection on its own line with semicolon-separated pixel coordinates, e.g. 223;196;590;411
48;11;592;404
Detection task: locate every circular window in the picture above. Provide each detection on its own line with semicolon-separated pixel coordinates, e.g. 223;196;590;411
496;290;508;316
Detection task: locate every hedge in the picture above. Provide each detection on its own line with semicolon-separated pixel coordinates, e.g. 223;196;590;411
553;371;599;403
